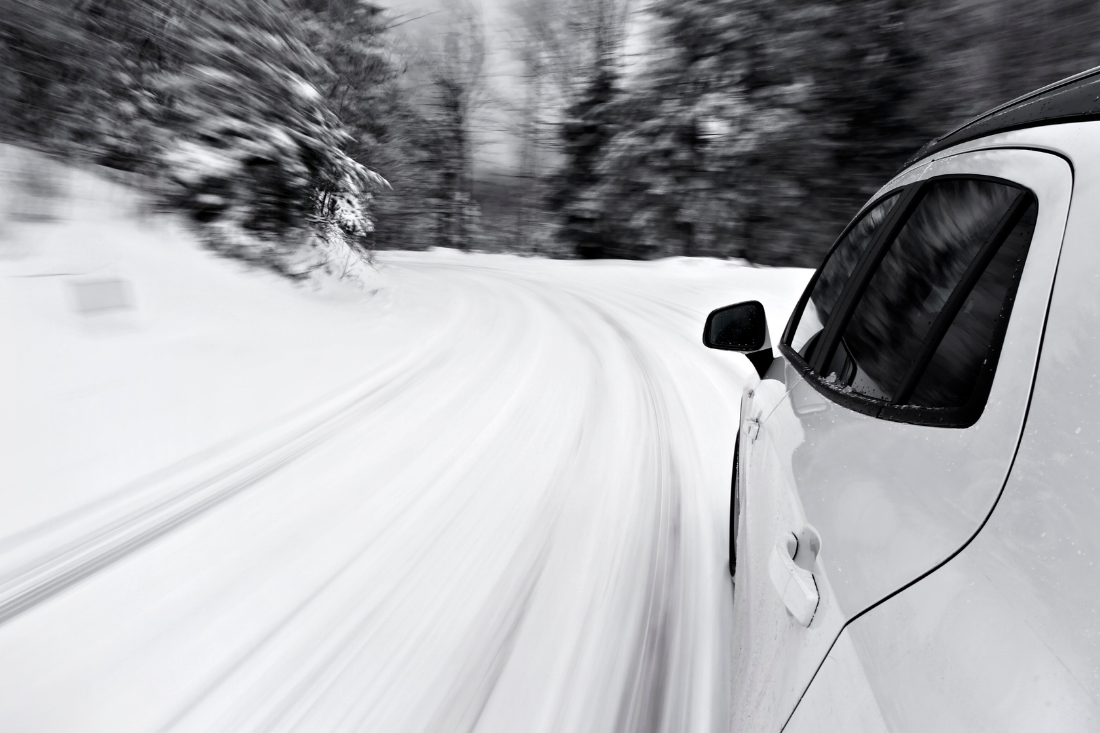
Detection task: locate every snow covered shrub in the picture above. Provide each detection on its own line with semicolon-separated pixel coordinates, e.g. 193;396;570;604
155;2;386;279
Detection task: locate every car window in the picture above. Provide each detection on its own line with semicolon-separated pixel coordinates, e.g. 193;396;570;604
907;199;1038;407
825;179;1025;402
788;192;900;362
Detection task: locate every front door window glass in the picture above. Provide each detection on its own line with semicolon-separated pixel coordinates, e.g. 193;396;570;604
789;193;900;362
830;179;1022;402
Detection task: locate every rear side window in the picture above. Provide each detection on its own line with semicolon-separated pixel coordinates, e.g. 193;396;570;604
788;193;900;363
782;176;1039;427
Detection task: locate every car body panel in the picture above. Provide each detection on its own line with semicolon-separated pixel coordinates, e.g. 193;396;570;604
731;373;849;732
730;147;1074;730
783;629;888;733
784;121;1100;731
827;545;1099;731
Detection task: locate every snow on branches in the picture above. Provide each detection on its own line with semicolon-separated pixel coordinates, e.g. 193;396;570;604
154;3;388;279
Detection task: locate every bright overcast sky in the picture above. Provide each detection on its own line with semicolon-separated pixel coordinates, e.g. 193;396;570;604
379;0;649;174
380;0;522;173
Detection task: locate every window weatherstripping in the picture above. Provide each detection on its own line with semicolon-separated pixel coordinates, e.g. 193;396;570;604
779;175;1039;429
811;183;926;377
788;192;903;363
781;187;916;365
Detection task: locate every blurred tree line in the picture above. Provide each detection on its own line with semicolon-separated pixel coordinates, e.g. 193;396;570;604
510;0;1100;266
0;0;484;277
2;0;1100;273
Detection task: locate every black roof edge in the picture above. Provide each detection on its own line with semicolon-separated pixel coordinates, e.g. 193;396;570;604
903;65;1100;168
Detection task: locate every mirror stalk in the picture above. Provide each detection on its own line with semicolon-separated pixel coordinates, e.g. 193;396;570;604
746;349;774;379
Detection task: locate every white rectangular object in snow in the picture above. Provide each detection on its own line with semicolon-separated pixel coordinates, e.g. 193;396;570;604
70;278;132;313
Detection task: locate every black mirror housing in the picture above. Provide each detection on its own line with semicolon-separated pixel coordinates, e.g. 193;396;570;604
704;301;766;351
703;300;774;377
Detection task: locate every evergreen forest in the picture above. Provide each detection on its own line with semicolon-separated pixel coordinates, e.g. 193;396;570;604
3;0;1099;274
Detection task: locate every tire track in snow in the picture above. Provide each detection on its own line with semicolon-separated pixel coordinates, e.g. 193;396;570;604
0;253;746;732
499;273;687;733
581;297;684;733
376;265;690;733
0;309;474;627
153;269;585;733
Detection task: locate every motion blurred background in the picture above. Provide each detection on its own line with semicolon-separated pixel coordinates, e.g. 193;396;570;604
2;0;1099;274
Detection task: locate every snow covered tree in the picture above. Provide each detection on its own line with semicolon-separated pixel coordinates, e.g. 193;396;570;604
584;0;806;260
0;0;388;279
412;3;486;251
551;62;626;258
153;1;386;277
585;0;925;264
545;0;633;258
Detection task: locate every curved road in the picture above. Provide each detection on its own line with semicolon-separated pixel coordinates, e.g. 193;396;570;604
0;249;806;732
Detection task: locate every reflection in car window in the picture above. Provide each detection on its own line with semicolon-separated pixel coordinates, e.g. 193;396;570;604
830;180;1022;402
789;193;900;362
908;200;1037;407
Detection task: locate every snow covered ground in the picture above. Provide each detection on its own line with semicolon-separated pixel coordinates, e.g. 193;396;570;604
0;152;811;732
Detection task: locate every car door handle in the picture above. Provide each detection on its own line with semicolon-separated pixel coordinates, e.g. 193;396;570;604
745;414;761;441
768;532;819;626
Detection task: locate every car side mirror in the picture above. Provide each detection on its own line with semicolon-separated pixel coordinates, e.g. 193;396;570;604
703;300;774;378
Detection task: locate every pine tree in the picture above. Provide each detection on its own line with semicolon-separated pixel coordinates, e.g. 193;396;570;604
153;0;386;275
552;60;625;258
592;0;798;260
589;0;928;265
0;0;388;278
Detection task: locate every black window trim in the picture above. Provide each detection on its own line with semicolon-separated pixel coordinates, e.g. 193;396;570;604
779;173;1038;429
779;185;916;370
779;186;912;347
812;184;925;375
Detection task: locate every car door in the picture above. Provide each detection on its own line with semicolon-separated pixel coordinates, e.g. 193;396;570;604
729;148;1073;731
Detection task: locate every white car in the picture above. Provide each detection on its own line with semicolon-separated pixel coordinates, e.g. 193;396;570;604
704;67;1100;731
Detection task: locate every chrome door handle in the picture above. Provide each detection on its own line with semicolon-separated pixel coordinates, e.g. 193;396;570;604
768;531;819;626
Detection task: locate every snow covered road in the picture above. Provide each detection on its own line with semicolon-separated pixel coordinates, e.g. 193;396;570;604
1;171;810;731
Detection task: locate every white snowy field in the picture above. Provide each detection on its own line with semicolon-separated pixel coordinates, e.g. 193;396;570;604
0;153;811;732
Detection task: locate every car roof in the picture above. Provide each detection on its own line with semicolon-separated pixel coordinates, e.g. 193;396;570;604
907;65;1100;166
